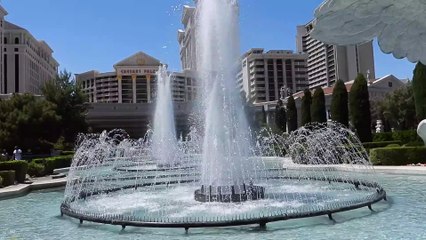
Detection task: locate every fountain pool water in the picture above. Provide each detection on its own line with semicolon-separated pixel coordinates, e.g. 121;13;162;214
59;0;387;232
3;173;426;239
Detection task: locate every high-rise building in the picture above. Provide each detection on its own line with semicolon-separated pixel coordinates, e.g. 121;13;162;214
238;49;308;104
296;21;375;89
0;5;58;95
178;5;197;71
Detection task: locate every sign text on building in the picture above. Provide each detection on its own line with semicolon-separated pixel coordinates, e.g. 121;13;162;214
117;68;158;76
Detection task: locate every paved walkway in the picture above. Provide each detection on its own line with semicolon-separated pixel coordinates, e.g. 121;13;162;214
1;165;426;200
0;176;66;200
374;165;426;175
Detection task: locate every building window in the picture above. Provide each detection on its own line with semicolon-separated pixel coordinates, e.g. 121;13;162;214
15;37;19;44
3;37;7;44
388;82;393;88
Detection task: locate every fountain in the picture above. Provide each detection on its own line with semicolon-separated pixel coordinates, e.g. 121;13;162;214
195;0;263;203
151;65;179;167
60;0;387;231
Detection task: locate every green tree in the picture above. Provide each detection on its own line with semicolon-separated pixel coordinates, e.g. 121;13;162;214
331;80;349;126
349;74;372;142
377;83;417;130
311;87;327;123
301;89;312;125
287;96;298;132
412;62;426;121
0;94;61;152
42;70;88;146
275;100;287;132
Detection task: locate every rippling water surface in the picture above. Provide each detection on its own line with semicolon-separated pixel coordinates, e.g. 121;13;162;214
1;173;425;240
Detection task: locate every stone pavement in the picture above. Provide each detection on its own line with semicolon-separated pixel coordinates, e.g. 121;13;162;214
0;176;66;200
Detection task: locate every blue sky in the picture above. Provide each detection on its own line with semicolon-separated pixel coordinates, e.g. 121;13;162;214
2;0;415;79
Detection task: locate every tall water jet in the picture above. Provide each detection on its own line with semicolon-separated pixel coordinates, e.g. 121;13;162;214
195;0;261;202
151;65;178;166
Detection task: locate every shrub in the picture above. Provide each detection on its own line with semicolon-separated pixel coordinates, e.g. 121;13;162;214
301;89;312;125
0;161;28;183
311;87;327;123
373;130;422;144
0;170;15;186
363;141;402;150
370;147;426;165
331;79;349;126
287;96;298;132
404;142;425;147
386;144;400;148
349;74;372;142
373;132;394;142
28;162;46;177
0;176;2;187
413;62;426;120
61;151;75;156
392;130;422;144
32;155;73;175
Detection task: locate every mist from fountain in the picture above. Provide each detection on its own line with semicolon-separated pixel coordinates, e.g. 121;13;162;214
151;65;179;166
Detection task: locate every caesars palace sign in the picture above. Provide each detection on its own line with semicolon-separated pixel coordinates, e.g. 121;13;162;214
117;67;158;76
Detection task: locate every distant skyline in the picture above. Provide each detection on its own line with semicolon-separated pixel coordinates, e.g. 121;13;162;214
2;0;416;79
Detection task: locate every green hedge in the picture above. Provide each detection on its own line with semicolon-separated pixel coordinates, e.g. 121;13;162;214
0;161;28;183
404;142;425;147
386;144;401;148
363;141;402;149
373;132;394;142
370;147;426;165
28;162;46;177
373;130;422;144
0;170;15;187
61;151;75;156
32;155;73;175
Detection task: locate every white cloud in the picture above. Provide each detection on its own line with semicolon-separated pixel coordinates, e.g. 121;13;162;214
311;0;426;64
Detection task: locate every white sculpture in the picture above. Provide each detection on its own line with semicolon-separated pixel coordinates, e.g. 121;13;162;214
418;120;426;146
376;120;384;133
312;0;426;64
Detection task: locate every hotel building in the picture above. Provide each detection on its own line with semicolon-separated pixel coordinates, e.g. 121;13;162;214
296;21;375;89
0;5;58;95
76;51;197;137
178;5;197;71
238;49;308;104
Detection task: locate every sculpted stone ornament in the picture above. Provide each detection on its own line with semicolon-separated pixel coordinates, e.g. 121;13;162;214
312;0;426;64
418;120;426;146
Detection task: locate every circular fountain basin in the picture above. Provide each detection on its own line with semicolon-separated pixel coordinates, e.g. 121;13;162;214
61;161;386;229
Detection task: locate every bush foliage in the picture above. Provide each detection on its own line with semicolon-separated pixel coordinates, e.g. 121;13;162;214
33;155;73;175
28;162;46;177
287;96;298;132
373;130;422;144
370;147;426;165
311;87;327;123
363;141;402;150
301;89;312;126
349;74;372;142
0;160;28;183
331;80;349;126
413;62;426;121
0;170;15;187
